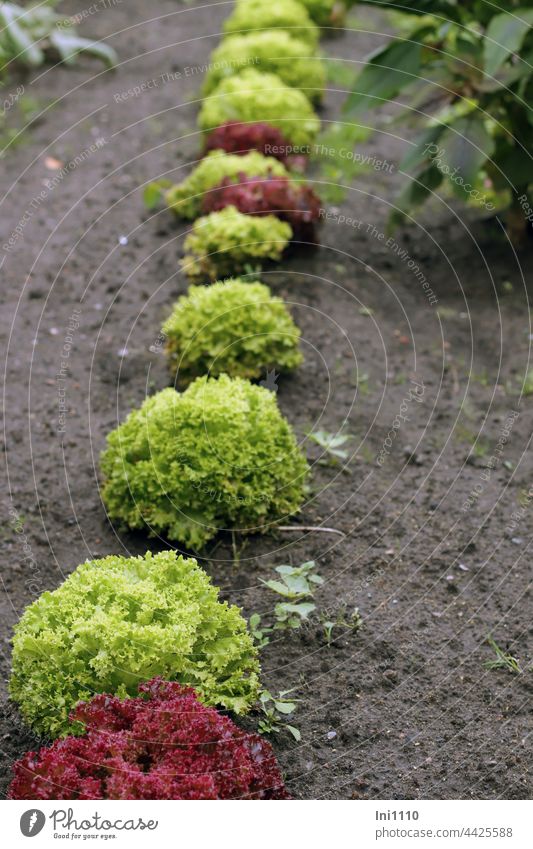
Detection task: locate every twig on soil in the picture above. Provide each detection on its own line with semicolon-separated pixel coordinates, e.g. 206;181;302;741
276;525;345;537
450;362;460;395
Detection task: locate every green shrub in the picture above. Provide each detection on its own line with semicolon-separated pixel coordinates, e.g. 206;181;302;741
223;0;319;48
203;31;326;103
165;150;289;219
10;550;260;737
162;278;303;385
345;0;533;241
181;206;292;282
100;377;309;548
198;69;321;149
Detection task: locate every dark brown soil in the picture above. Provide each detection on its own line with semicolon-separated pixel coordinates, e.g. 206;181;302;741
1;0;532;800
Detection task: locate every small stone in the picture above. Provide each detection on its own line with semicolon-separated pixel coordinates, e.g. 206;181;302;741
326;730;337;740
118;235;128;246
511;537;523;545
45;156;63;170
117;348;129;357
458;563;469;572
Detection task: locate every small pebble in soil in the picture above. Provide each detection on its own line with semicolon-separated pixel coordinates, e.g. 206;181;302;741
511;537;523;545
326;730;337;740
49;327;59;335
117;348;129;357
118;235;128;246
458;563;469;571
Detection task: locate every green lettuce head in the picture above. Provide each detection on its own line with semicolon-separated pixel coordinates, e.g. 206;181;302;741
198;69;321;149
300;0;341;26
181;206;292;282
223;0;319;47
203;31;326;103
100;377;309;548
10;550;260;737
162;277;303;385
165;150;289;220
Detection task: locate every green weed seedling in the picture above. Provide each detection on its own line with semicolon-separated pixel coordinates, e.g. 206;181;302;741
356;372;370;396
321;606;362;646
261;560;324;630
325;59;358;88
521;369;533;397
308;428;353;465
485;635;521;675
274;600;316;630
261;561;323;599
143;179;173;210
249;613;272;648
258;689;300;741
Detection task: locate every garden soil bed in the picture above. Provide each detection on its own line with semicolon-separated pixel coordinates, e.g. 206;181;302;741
1;0;532;800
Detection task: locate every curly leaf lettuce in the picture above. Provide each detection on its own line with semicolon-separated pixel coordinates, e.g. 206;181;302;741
10;550;260;737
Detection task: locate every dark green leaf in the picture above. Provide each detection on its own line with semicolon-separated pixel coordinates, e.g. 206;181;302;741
344;39;422;115
358;0;461;19
400;124;446;174
484;9;533;77
435;115;494;184
495;146;533;186
389;164;443;227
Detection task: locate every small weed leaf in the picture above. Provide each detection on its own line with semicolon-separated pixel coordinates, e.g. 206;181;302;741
485;635;521;675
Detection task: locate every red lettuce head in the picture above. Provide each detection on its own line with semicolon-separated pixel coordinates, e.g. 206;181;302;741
204;121;309;171
203;173;322;241
8;679;290;800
